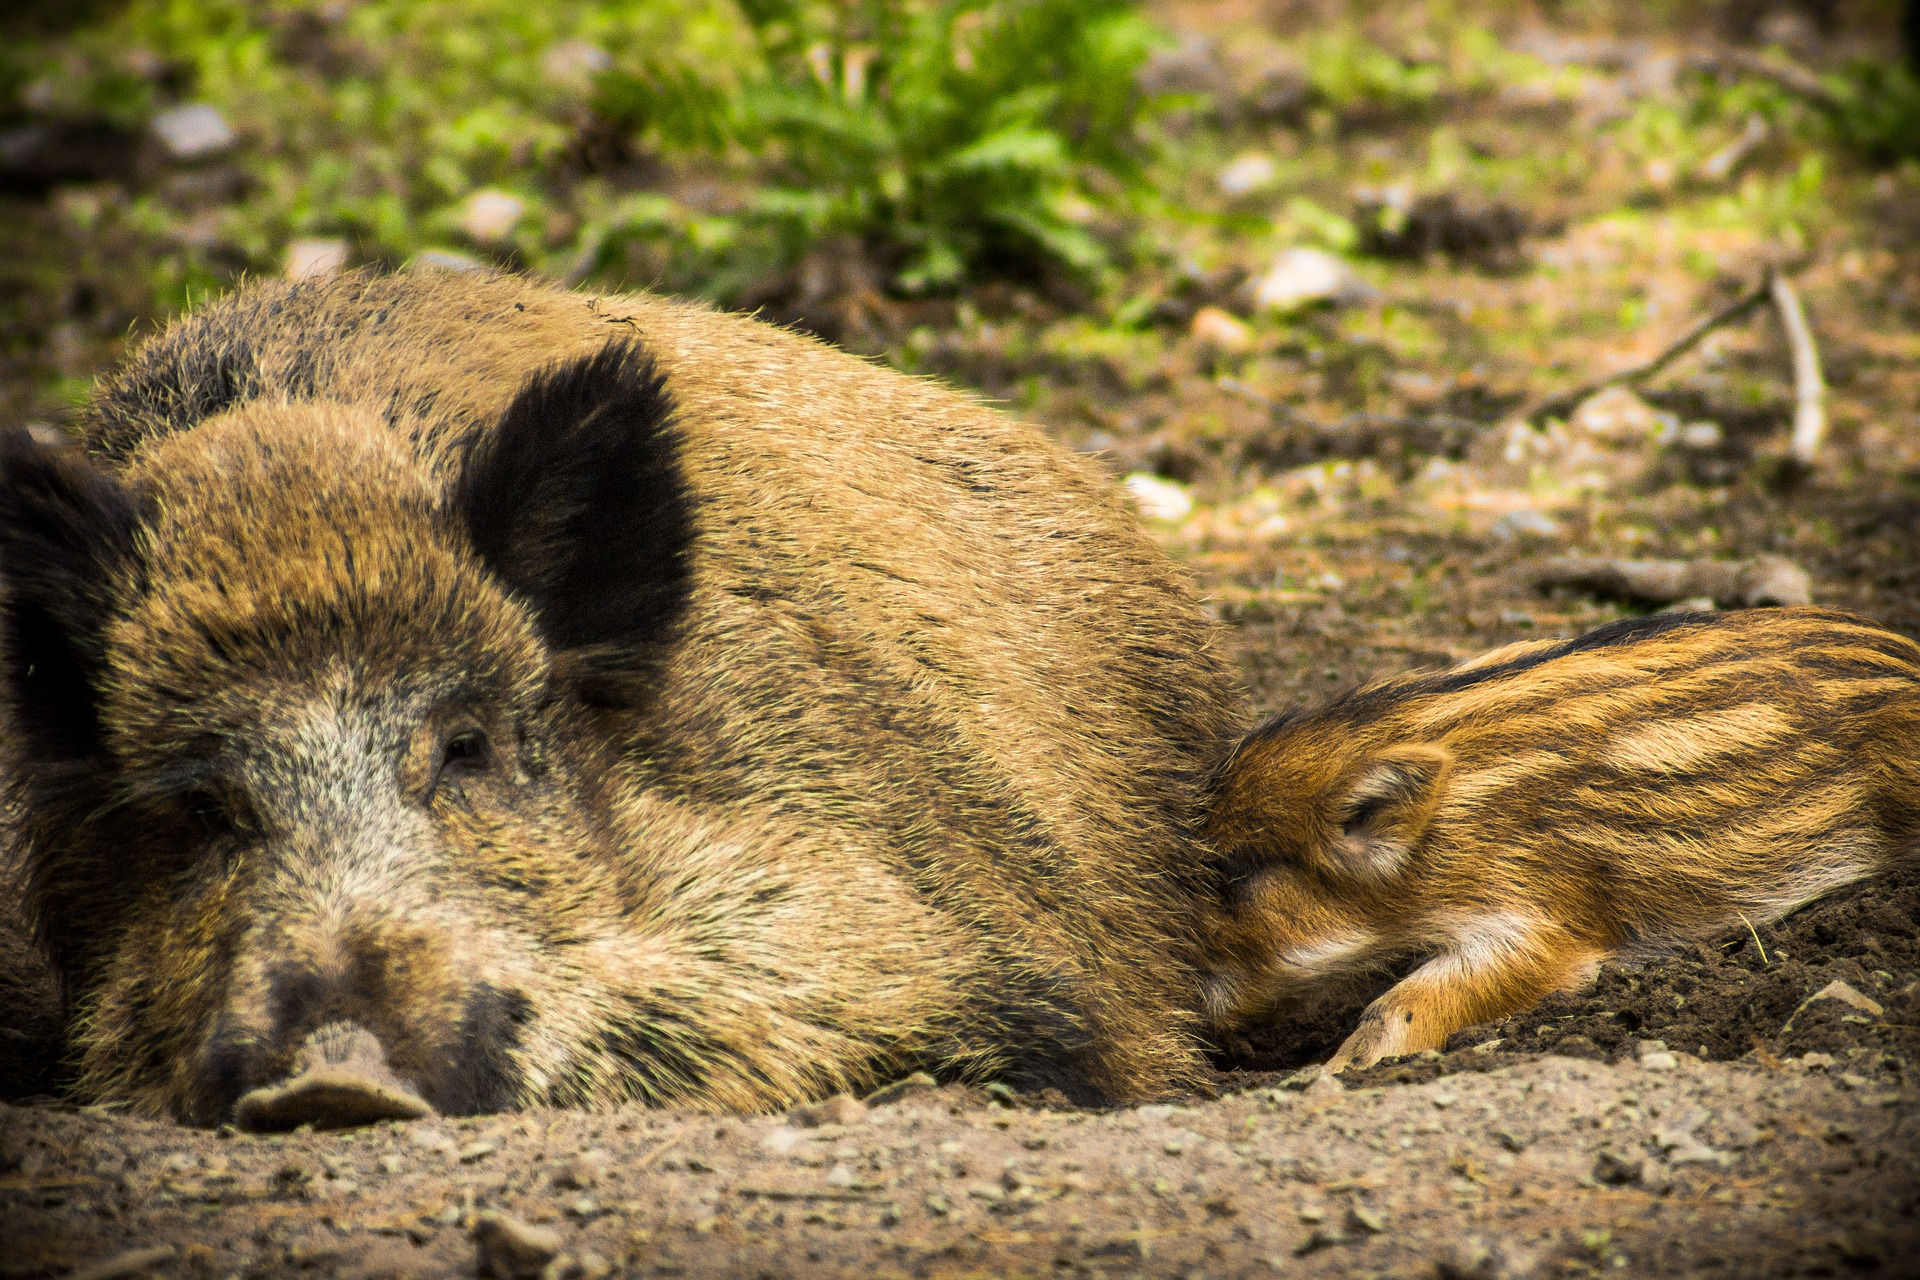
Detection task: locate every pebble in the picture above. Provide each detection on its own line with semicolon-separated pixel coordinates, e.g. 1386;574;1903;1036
411;248;484;272
1217;152;1278;195
1678;421;1724;449
1252;247;1371;312
788;1094;868;1128
284;238;349;281
471;1212;562;1280
457;1141;496;1163
1491;509;1564;540
1123;472;1193;523
459;189;526;244
152;104;235;160
1190;305;1254;352
1639;1052;1679;1072
1568;385;1676;442
1800;1052;1837;1071
551;1149;609;1189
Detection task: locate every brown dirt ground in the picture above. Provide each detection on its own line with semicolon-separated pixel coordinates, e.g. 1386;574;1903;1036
8;2;1920;1276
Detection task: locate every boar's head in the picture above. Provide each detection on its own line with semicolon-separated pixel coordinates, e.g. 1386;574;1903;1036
0;343;948;1125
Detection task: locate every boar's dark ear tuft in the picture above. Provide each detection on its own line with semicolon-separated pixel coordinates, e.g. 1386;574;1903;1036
453;340;694;706
1330;743;1451;879
0;427;143;763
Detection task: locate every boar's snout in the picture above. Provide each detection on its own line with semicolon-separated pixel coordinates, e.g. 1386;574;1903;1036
192;956;533;1128
232;1022;434;1131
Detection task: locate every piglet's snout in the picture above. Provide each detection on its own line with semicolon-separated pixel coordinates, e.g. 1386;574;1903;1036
233;1021;435;1132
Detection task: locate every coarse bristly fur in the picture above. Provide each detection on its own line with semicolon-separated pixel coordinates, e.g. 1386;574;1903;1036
0;270;1240;1123
1201;607;1920;1073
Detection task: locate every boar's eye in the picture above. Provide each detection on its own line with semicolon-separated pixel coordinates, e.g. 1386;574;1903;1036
437;728;493;783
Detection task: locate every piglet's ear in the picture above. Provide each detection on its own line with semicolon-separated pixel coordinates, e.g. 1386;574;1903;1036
1330;743;1451;878
452;341;694;707
0;427;144;764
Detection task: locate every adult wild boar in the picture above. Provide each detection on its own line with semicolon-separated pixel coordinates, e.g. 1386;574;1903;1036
0;270;1238;1127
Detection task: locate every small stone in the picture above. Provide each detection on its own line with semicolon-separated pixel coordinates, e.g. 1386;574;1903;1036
1163;1139;1184;1155
564;1196;597;1219
924;1193;951;1216
760;1125;806;1154
1838;1073;1871;1091
411;248;484;273
1348;1205;1387;1234
1190;305;1254;352
459;189;526;244
1253;247;1371;312
284;238;349;281
1123;472;1193;523
1491;509;1563;540
456;1141;496;1163
1431;1092;1457;1109
825;1163;856;1188
864;1071;938;1106
1801;1052;1837;1071
1297;1204;1326;1223
472;1211;563;1280
983;1081;1018;1106
1678;421;1724;449
1807;980;1885;1017
551;1149;608;1190
1569;386;1672;442
788;1094;868;1128
1639;1052;1679;1071
1218;152;1277;195
152;104;235;159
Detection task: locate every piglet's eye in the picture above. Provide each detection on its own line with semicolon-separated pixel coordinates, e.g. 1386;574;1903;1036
440;729;492;775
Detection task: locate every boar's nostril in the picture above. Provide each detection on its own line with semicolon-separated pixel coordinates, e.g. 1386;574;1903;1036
233;1021;435;1132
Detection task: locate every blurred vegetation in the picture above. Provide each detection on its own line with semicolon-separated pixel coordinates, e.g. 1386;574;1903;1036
1;0;1916;426
589;0;1170;294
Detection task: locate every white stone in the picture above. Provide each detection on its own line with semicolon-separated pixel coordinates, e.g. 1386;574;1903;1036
1218;152;1277;195
284;238;349;281
1123;473;1193;523
1569;385;1676;442
1252;247;1367;312
1491;509;1564;540
152;104;235;160
1190;305;1253;352
459;190;526;244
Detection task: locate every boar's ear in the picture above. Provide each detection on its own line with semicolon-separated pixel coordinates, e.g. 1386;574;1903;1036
1329;743;1451;878
0;427;143;764
453;340;694;707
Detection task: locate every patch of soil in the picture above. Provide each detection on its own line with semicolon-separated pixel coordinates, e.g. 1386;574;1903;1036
4;1057;1917;1280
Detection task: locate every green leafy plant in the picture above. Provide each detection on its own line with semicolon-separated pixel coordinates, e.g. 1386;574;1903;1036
593;0;1170;294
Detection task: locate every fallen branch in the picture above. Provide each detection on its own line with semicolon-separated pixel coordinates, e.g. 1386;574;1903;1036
1770;268;1827;465
1518;274;1774;424
1533;553;1812;609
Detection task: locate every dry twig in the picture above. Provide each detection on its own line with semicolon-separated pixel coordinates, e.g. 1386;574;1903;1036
1518;275;1774;424
1769;268;1827;465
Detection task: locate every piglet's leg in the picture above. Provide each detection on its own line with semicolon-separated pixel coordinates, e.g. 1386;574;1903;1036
1325;915;1602;1073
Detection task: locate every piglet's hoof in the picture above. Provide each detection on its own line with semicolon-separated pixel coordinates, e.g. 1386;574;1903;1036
234;1021;435;1131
